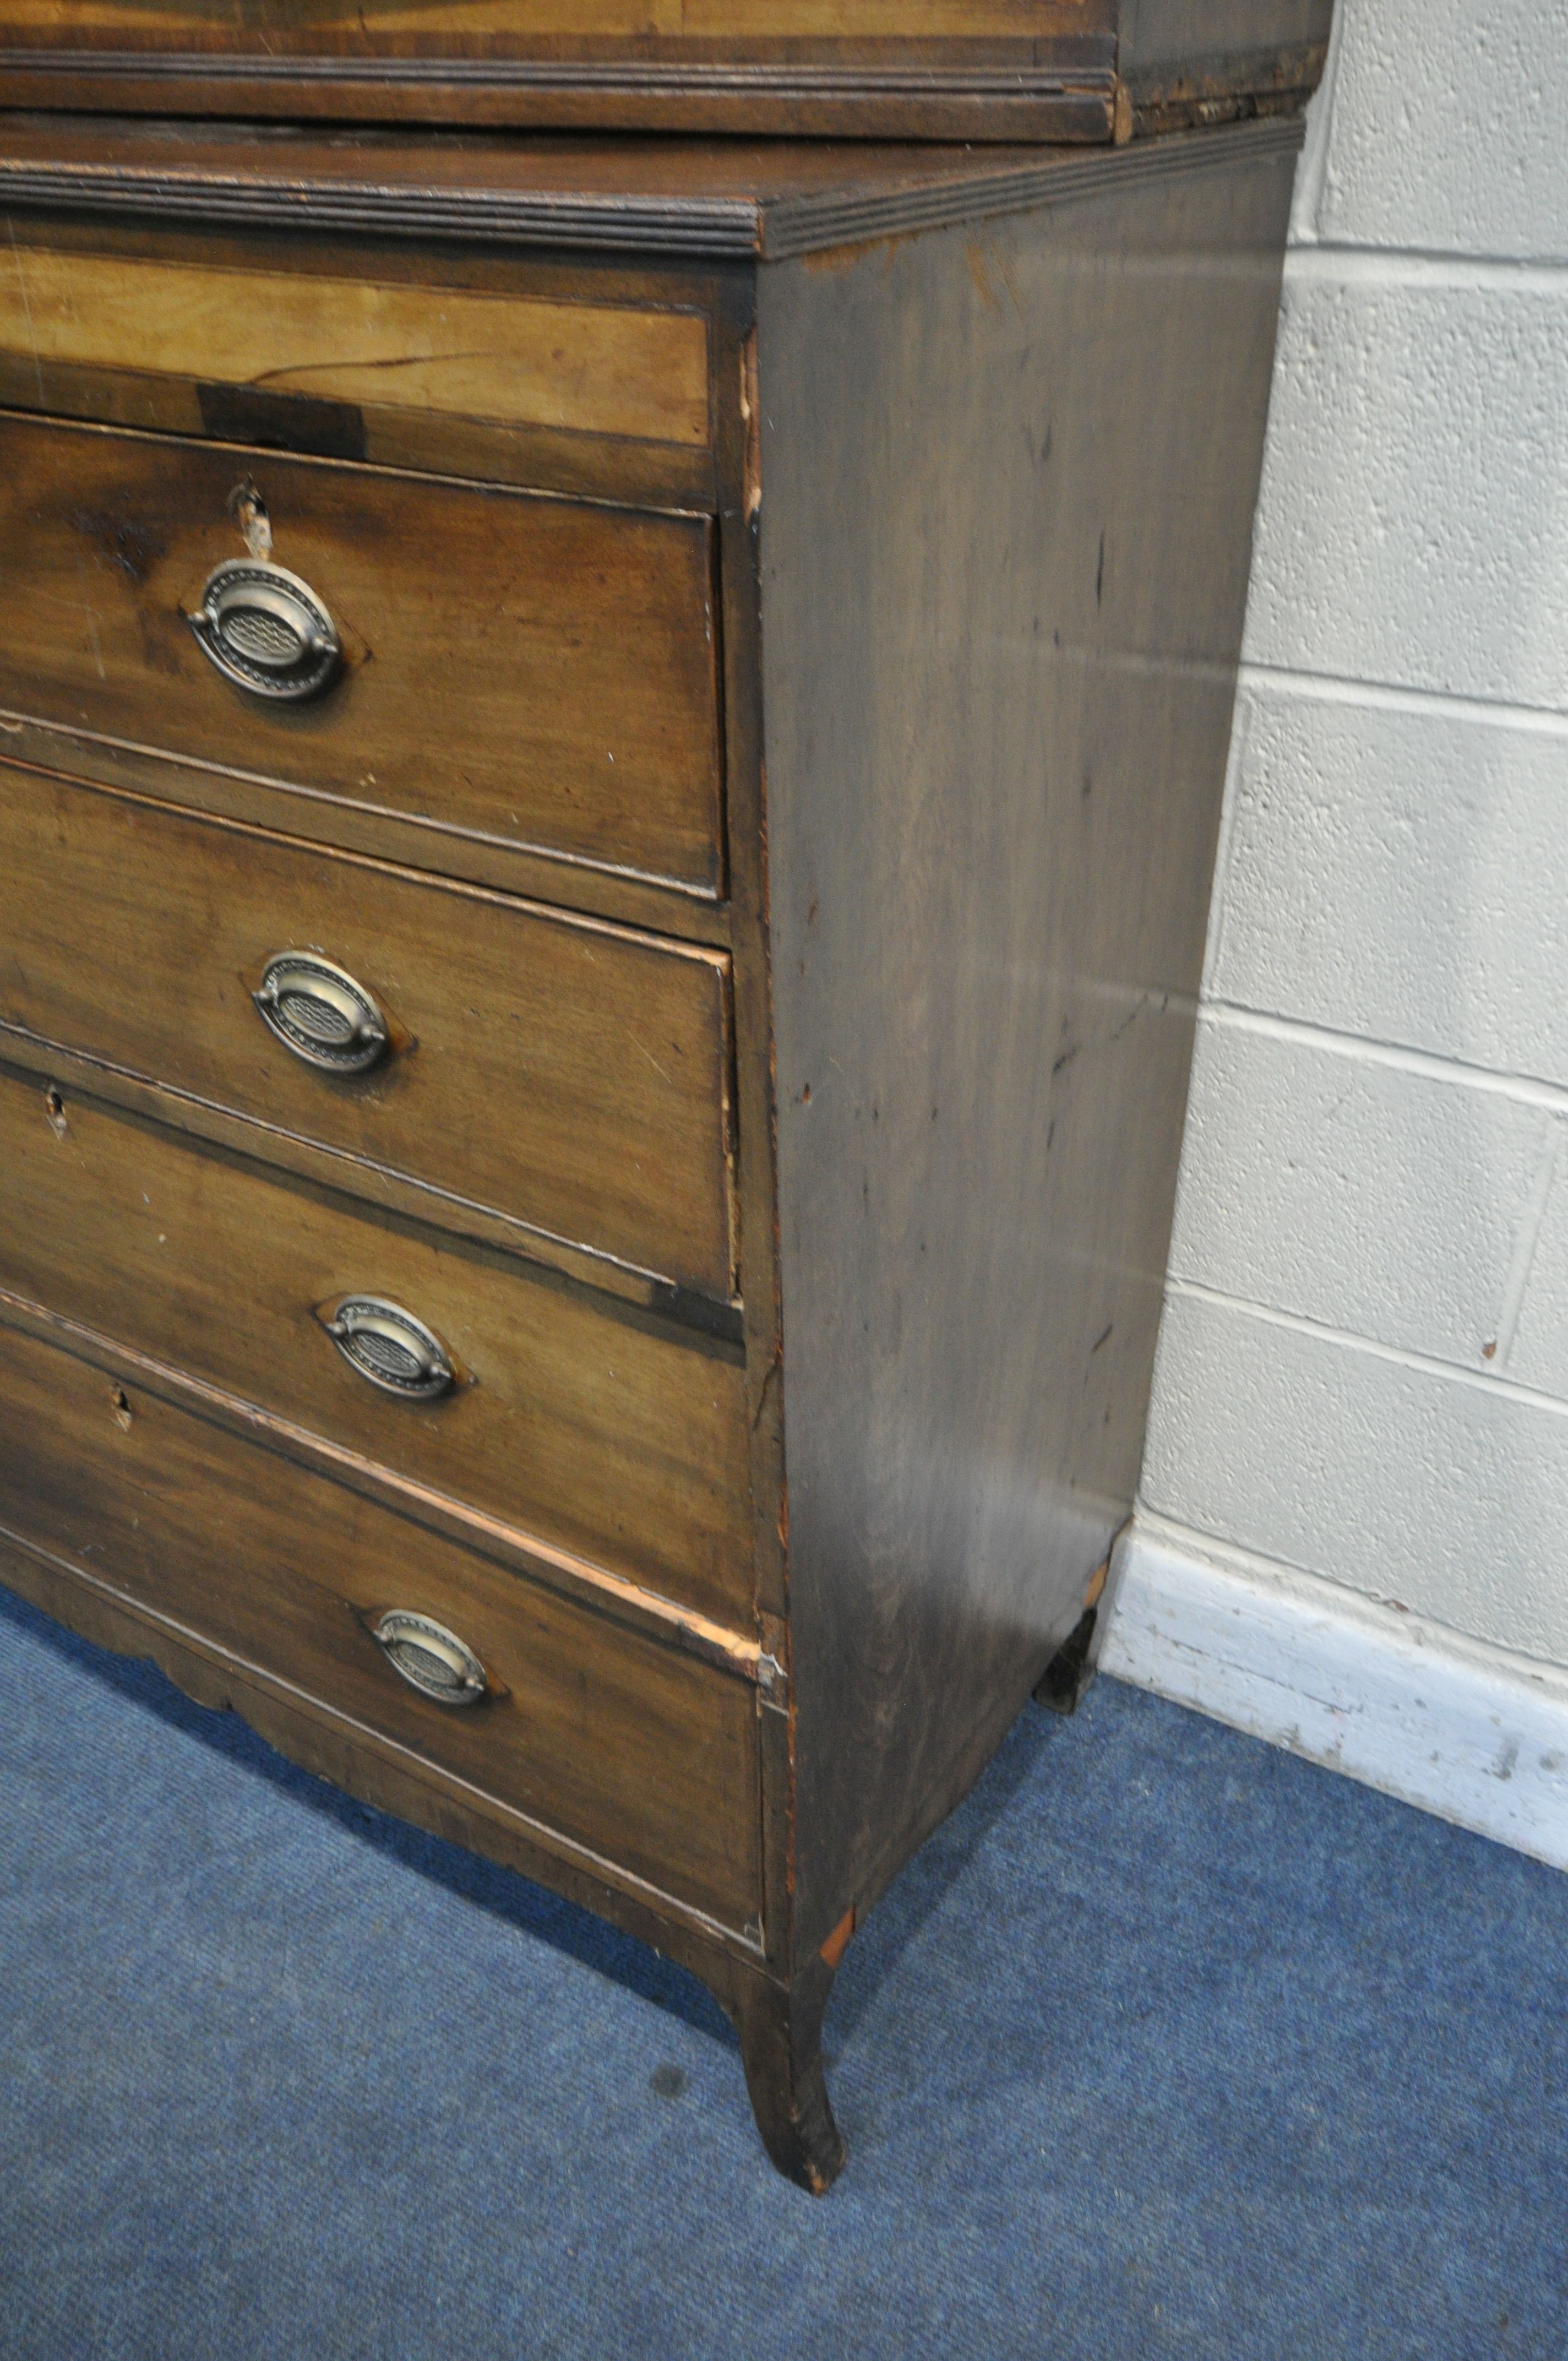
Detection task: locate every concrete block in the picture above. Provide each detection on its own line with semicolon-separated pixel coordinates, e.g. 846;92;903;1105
1169;1020;1547;1366
1140;1290;1568;1664
1243;268;1568;709
1137;0;1568;1706
1501;1130;1568;1396
1305;0;1568;264
1211;682;1568;1085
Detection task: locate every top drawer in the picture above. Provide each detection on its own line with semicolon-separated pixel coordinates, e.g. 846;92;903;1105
0;241;712;458
0;411;725;896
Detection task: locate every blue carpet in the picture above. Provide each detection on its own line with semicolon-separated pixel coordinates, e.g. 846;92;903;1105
1;1581;1563;2361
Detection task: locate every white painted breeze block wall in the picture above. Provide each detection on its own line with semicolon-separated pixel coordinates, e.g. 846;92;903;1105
1102;0;1568;1868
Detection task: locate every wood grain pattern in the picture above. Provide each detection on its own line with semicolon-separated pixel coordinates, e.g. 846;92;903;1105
0;244;710;447
0;115;1310;257
0;766;737;1299
0;216;727;504
0;411;724;895
0;362;720;509
0;2;1090;29
0;717;737;942
1119;0;1330;104
758;140;1299;1954
0;1312;763;1931
0;119;1313;2189
0;1524;781;1971
0;1064;754;1626
0;57;1119;140
0;2;1329;140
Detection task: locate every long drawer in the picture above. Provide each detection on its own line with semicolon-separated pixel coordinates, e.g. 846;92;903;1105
0;1065;754;1629
0;1315;761;1933
0;765;737;1300
0;242;712;456
0;411;723;894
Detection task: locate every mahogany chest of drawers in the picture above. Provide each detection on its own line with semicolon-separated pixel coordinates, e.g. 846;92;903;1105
0;113;1300;2186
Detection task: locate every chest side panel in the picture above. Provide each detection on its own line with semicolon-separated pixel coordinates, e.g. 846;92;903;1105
759;131;1299;1955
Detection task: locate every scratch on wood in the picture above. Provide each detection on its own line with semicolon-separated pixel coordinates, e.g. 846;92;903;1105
741;329;761;524
966;238;1023;319
819;1905;856;1971
965;241;1002;314
4;216;45;406
627;1030;674;1086
250;349;496;388
751;1353;781;1439
801;233;913;277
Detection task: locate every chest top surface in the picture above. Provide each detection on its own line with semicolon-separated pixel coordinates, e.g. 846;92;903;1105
0;106;1308;252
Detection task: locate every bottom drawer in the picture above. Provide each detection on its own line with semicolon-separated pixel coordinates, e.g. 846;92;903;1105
0;1317;761;1934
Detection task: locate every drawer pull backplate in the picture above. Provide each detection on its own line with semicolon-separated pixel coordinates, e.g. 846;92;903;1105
372;1611;487;1707
325;1296;454;1401
253;951;389;1075
189;558;342;702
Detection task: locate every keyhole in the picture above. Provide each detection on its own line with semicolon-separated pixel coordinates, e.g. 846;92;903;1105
111;1387;133;1432
44;1084;67;1138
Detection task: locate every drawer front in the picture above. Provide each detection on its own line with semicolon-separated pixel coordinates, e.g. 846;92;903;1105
0;1068;754;1628
0;242;711;452
0;768;736;1300
0;412;723;894
0;1316;762;1933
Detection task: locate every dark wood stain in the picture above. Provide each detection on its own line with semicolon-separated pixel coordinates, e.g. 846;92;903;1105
0;113;1313;255
758;146;1298;1959
0;410;726;894
0;3;1331;139
0;113;1308;2190
197;381;368;460
0;1062;756;1628
0;764;738;1301
0;1315;764;1930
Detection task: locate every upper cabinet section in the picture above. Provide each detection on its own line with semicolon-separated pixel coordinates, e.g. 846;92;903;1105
0;2;1333;140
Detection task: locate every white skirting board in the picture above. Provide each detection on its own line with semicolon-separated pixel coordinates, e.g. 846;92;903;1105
1098;1524;1568;1874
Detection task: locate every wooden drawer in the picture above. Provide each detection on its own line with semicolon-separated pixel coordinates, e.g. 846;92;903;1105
0;1314;762;1933
0;241;712;457
0;411;724;895
0;766;737;1301
0;1066;754;1629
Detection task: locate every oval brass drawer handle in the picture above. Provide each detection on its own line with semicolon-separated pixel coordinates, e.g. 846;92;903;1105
325;1296;454;1401
372;1610;487;1708
253;951;389;1075
189;558;342;703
